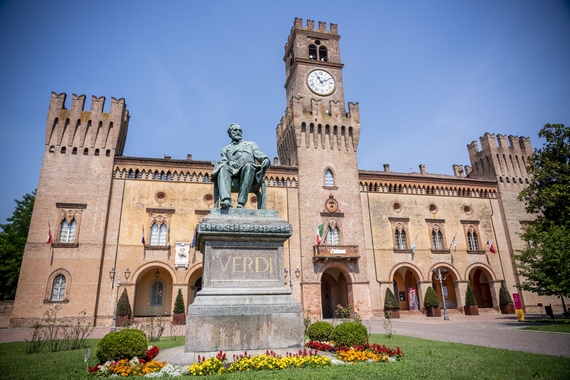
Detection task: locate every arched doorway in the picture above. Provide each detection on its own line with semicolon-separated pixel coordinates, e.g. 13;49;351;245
320;267;348;319
134;266;173;317
469;267;493;308
431;266;458;309
392;267;420;310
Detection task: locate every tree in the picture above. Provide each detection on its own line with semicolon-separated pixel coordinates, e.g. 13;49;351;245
173;288;185;314
516;124;570;314
384;287;399;310
116;288;132;317
0;191;35;300
465;284;476;306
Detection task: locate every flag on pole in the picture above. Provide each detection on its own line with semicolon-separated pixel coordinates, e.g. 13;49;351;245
141;225;145;245
451;234;457;252
167;227;171;248
487;238;496;254
322;226;330;245
46;223;52;244
411;234;418;254
316;224;324;245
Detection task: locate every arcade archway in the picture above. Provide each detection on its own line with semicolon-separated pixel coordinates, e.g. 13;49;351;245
320;267;349;319
469;267;494;308
430;265;459;309
392;266;421;311
133;266;173;317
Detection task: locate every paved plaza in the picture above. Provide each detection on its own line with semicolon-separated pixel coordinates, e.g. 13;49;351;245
1;313;569;358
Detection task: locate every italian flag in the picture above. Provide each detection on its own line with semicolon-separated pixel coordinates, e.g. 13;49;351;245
316;224;324;245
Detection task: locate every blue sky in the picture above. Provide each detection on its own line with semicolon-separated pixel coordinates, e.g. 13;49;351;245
1;0;569;223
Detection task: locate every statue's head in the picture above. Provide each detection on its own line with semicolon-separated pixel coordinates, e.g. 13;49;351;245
228;123;242;141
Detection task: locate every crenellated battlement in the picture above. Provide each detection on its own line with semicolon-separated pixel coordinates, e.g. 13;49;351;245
291;17;338;35
45;92;130;156
467;132;532;184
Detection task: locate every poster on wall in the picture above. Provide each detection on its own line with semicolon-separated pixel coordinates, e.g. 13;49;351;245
408;287;418;311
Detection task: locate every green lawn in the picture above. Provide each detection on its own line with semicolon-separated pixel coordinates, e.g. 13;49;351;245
0;334;569;379
521;318;570;333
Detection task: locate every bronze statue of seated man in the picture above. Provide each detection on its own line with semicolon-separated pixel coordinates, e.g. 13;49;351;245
211;123;270;209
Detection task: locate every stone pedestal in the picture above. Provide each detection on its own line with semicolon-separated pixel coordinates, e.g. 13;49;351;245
185;208;303;355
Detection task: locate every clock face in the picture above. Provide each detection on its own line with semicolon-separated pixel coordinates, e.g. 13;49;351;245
307;69;335;96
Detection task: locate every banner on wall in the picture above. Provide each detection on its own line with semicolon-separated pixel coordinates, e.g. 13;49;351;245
408;287;418;311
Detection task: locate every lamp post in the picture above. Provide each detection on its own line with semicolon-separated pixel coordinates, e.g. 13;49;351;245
432;267;449;321
110;268;131;332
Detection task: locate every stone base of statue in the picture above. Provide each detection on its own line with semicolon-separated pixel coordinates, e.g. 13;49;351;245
166;208;303;365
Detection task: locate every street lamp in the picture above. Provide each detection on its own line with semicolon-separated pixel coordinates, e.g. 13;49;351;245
432;267;449;321
110;268;131;332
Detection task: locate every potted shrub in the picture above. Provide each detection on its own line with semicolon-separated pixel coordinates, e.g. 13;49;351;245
116;288;132;327
424;286;441;317
384;288;400;318
464;284;479;315
499;281;515;314
172;289;186;325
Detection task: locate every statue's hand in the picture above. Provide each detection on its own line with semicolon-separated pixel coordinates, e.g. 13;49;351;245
230;161;240;169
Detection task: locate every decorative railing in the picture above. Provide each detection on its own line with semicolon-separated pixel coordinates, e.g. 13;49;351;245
313;245;360;262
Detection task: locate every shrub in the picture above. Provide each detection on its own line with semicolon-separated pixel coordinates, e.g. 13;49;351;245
465;284;477;306
173;289;185;314
96;328;148;362
424;286;440;308
499;281;514;305
116;288;132;317
331;322;368;347
307;321;334;342
384;288;399;310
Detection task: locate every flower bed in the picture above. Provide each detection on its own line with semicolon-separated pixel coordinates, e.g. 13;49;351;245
305;340;404;362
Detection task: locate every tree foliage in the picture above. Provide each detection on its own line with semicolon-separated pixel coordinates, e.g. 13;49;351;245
499;280;514;306
465;284;477;306
515;124;570;309
423;286;440;308
116;288;132;317
173;288;185;314
384;287;400;309
0;191;35;300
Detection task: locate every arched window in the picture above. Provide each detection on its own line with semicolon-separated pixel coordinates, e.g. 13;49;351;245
51;274;66;301
150;223;168;246
308;44;317;60
325;226;340;245
150;281;164;306
324;169;335;187
395;229;407;249
59;219;77;243
318;46;328;61
432;229;444;250
468;230;479;251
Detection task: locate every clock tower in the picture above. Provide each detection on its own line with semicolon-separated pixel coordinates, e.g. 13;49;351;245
276;18;372;319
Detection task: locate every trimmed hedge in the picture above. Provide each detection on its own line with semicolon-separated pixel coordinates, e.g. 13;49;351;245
499;281;514;306
384;287;400;309
331;322;368;347
465;284;477;306
96;329;148;362
116;288;132;317
424;286;440;308
307;321;334;342
173;289;185;314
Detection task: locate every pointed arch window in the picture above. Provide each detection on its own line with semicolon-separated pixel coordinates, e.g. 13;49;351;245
467;230;479;251
59;219;77;243
324;169;335;187
325;226;340;245
395;229;408;250
150;223;168;246
150;281;164;306
51;274;66;301
308;44;317;60
432;229;444;250
318;46;328;61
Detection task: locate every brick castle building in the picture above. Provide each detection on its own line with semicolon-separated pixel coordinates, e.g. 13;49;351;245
10;18;564;327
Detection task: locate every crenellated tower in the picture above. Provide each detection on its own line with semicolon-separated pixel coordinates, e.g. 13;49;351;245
277;18;370;319
466;132;535;308
11;93;130;326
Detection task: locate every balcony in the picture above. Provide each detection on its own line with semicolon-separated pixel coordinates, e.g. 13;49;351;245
313;245;360;263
